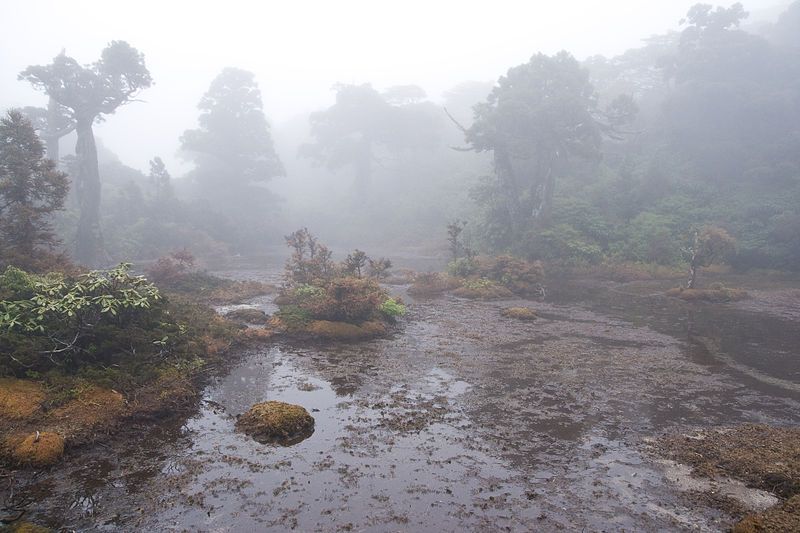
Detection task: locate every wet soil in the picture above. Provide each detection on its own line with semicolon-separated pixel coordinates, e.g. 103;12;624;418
2;259;799;532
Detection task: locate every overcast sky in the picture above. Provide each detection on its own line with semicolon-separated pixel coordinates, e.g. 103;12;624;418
0;0;787;174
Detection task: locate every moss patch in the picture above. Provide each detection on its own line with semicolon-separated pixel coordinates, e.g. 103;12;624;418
0;379;45;420
500;307;537;320
7;431;64;467
47;386;126;439
666;286;749;302
733;494;800;532
224;307;268;324
304;320;386;341
452;280;514;300
236;401;315;445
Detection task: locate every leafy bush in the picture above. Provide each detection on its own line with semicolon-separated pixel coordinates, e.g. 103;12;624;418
447;257;478;277
475;255;545;296
379;298;406;319
0;264;170;373
145;249;196;284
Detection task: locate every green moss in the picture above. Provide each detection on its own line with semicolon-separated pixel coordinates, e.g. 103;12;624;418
236;401;315;445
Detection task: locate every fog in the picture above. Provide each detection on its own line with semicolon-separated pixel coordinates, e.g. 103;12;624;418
4;2;800;530
1;0;784;173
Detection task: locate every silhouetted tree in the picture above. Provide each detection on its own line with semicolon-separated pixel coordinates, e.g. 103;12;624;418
0;110;69;268
180;68;283;193
19;42;152;265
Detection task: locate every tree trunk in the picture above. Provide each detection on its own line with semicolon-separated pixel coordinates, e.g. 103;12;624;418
494;147;523;239
45;97;60;165
74;117;103;266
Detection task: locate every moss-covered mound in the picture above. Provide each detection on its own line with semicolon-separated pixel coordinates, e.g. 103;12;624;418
500;307;538;320
6;431;64;467
47;386;126;439
305;320;386;341
666;286;749;302
0;378;45;420
408;272;461;297
224;307;269;324
236;401;315;445
734;494;800;532
452;279;514;300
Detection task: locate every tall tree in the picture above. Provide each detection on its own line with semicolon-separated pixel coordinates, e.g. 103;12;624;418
19;42;152;265
180;68;283;193
0;110;69;268
301;83;392;197
301;83;444;198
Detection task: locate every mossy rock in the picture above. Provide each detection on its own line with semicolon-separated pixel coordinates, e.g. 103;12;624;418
733;494;800;533
304;320;386;341
7;431;64;467
225;307;269;324
236;401;314;445
501;307;537;321
0;378;45;421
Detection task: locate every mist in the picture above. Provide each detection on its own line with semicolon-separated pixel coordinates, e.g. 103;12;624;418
2;1;800;531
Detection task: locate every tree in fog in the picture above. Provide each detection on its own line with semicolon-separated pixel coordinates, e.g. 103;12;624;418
180;68;283;247
19;42;152;265
301;83;444;198
147;156;174;204
301;84;392;197
21;97;75;165
181;68;284;195
467;53;600;244
0;110;69;268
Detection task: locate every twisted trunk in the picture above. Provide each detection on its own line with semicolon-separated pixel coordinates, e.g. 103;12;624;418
74;116;103;266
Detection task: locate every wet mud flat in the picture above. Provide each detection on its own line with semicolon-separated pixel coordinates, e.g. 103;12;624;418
3;271;800;531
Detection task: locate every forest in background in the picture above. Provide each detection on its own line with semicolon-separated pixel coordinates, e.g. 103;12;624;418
2;1;800;272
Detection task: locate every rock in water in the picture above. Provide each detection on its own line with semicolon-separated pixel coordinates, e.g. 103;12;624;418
236;401;315;445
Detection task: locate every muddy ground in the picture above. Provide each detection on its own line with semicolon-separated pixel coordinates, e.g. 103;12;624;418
2;260;799;532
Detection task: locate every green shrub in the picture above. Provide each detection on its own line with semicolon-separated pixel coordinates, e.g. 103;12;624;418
0;263;166;373
379;298;406;319
447;257;477;277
